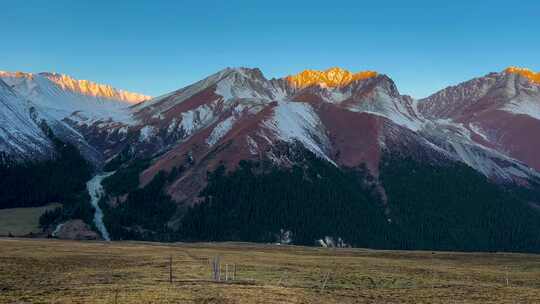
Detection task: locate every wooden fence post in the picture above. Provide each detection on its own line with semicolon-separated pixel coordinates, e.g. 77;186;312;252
211;256;221;282
169;255;173;283
212;257;216;281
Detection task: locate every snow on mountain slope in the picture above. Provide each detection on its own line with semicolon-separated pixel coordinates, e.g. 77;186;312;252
0;71;148;124
503;98;540;120
107;67;423;161
0;70;151;164
1;66;538;189
104;68;282;158
127;67;540;193
286;73;423;131
0;79;52;160
341;76;422;131
419;67;540;172
134;68;278;118
419;119;539;181
419;69;540;120
132;68;416;173
262;101;334;164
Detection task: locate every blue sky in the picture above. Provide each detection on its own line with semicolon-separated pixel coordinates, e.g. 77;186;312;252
3;0;539;98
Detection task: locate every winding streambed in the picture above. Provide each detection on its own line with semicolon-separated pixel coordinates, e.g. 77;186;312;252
86;172;114;241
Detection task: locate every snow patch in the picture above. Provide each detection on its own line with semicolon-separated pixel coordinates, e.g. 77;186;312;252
167;118;178;134
207;116;236;146
469;123;489;141
503;99;540;120
178;104;215;136
118;126;128;135
246;136;259;155
215;75;267;100
346;89;422;131
139;125;156;142
263;101;335;165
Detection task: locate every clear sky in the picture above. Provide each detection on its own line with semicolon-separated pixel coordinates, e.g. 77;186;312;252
3;0;539;98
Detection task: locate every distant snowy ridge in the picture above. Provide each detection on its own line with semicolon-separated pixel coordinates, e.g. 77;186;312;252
0;71;148;123
0;79;52;159
0;71;150;103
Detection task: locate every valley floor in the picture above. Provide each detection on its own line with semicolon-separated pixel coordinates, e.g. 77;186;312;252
0;239;539;303
0;204;60;237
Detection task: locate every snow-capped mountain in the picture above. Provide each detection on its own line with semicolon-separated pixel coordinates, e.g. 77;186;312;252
0;71;150;163
122;68;417;174
0;71;148;123
3;66;540;249
419;67;540;173
116;67;537;202
1;66;539;200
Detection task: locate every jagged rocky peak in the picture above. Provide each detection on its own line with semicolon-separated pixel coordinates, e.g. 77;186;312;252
284;67;378;89
504;66;540;85
0;70;150;104
354;73;402;97
214;67;282;99
224;67;266;80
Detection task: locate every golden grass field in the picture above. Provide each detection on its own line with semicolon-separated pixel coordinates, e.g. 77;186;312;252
0;204;61;237
0;238;539;303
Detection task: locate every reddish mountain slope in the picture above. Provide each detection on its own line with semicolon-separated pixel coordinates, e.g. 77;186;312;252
419;68;540;172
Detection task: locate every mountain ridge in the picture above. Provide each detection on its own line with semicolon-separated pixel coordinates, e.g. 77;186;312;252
2;65;540;250
419;67;540;172
2;66;539;181
0;71;150;104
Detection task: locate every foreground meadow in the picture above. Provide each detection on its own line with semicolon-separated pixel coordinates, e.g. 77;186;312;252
0;238;539;303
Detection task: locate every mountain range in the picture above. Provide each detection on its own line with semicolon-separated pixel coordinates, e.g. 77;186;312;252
1;66;540;251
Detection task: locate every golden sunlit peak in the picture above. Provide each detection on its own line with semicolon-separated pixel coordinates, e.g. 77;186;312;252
0;71;35;79
504;67;540;85
44;73;151;104
0;71;151;103
286;67;378;89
